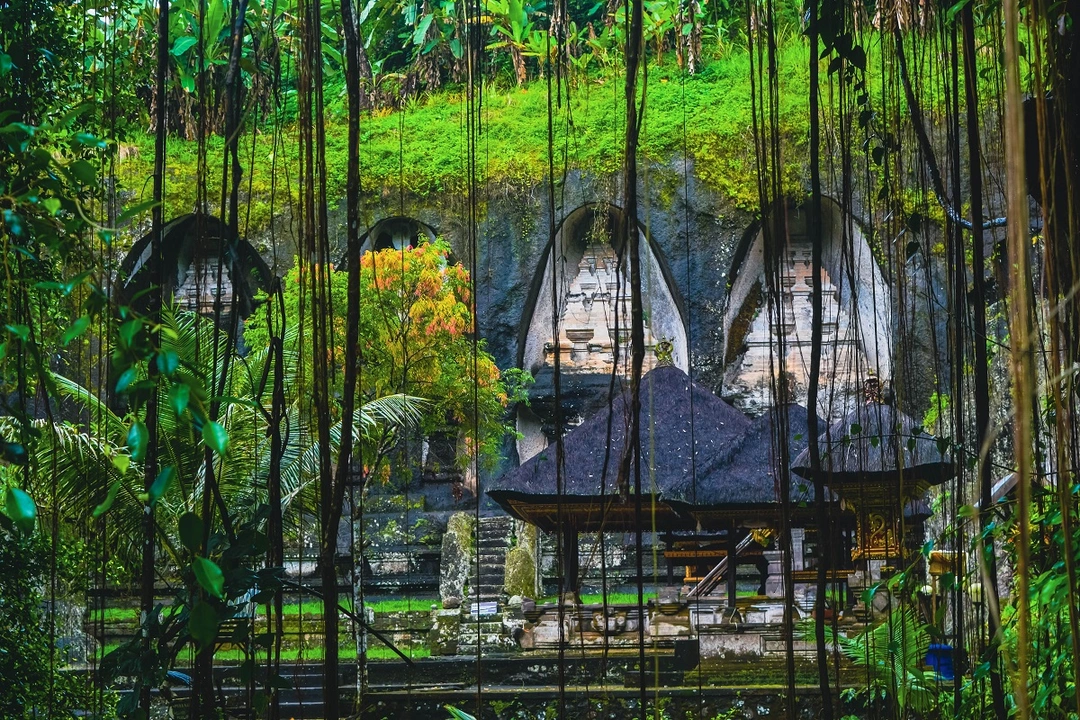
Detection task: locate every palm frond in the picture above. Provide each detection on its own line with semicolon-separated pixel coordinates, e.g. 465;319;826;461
48;371;126;439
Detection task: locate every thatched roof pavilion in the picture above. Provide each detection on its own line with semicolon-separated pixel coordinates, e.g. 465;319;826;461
664;403;843;528
790;397;952;563
487;364;751;533
789;400;954;508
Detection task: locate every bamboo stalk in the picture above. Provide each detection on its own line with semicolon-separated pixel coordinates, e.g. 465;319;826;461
1003;0;1034;713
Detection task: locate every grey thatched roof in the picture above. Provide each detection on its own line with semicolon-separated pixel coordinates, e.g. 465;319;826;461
488;365;750;504
790;402;954;502
667;404;828;508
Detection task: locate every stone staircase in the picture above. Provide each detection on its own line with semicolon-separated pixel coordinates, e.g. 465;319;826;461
468;515;512;604
460;515;516;653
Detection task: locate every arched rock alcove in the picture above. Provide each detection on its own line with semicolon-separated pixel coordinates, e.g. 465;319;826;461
721;198;892;420
515;203;689;462
363;216;438;253
339;216;446;268
119;213;272;324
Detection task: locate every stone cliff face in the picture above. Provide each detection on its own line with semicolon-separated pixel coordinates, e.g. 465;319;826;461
247;154;959;433
298;160;751;392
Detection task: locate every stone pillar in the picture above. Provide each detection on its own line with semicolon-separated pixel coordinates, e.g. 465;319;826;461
428;607;462;656
504;522;540;599
790;528;805;571
439;512;476;608
764;550;786;599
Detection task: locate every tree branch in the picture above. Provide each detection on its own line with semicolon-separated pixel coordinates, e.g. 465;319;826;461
894;29;1008;230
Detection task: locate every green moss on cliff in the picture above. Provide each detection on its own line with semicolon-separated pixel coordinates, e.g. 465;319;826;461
113;41;816;238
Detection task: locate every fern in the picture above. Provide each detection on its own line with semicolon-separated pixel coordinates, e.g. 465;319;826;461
832;604;937;714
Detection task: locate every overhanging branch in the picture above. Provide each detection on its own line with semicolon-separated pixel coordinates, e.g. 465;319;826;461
894;29;1008;231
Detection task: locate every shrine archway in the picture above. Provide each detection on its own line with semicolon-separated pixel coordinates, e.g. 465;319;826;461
721;198;892;420
515;203;688;462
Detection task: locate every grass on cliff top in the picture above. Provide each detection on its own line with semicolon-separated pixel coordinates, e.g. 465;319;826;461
112;40;814;243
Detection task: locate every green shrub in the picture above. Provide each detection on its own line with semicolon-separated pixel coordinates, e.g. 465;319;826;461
0;529;96;719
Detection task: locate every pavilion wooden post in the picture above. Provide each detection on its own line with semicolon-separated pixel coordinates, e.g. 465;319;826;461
560;525;580;602
727;521;738;608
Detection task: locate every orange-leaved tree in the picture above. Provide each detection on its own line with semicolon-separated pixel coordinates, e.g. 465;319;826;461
244;239;528;492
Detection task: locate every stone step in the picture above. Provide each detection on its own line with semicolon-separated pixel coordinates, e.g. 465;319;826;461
468;576;505;587
468;582;504;591
468;587;504;596
461;621;504;631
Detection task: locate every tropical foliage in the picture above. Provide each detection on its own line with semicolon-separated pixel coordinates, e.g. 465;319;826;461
244;240;530;480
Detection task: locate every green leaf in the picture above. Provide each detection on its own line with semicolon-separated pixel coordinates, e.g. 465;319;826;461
193;556;225;598
2;210;24;237
171;35;198;57
1;439;27;465
155;350;180;376
0;52;11;78
73;132;107;149
445;706;478;720
6;324;30;341
62;316;91;345
946;0;972;21
5;487;37;534
170;383;191;417
41;197;61;215
112;453;130;474
412;13;434;45
127;421;148;462
68;159;97;185
118;318;142;348
117;199;161;225
92;481;122;519
849;422;862;435
189;600;219;649
848;45;866;71
178;512;205;553
115;367;138;393
202;421;229;455
147;465;176;506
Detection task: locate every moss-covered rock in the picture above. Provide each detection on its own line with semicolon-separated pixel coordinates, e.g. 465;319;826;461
439;511;476;607
503;522;538;598
427;608;461;656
